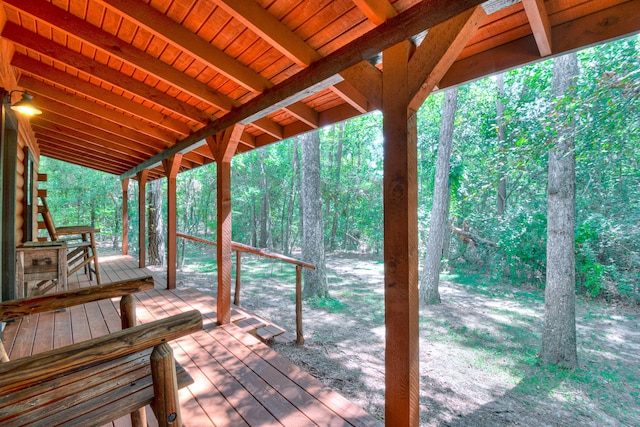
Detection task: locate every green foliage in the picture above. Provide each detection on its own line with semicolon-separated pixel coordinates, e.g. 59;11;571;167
40;35;640;303
307;296;349;313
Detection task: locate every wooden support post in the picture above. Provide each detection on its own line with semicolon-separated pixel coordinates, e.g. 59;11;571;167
206;124;244;325
151;342;181;427
120;294;136;329
119;294;146;427
163;155;183;290
121;178;129;255
137;170;149;269
382;40;419;427
216;160;232;324
234;251;241;306
295;265;304;345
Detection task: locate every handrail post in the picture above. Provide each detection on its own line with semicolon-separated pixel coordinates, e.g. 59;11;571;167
295;265;304;345
234;251;241;306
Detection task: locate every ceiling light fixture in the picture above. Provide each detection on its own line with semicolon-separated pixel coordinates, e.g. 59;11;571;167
6;90;42;116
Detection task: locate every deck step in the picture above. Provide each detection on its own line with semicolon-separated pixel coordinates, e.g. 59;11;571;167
256;324;286;342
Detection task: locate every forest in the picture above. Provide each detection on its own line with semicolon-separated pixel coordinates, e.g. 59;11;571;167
41;34;639;305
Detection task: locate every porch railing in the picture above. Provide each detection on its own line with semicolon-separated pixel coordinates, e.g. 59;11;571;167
176;232;315;344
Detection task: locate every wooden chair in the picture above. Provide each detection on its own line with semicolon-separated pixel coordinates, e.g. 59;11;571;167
0;277;202;427
38;194;101;288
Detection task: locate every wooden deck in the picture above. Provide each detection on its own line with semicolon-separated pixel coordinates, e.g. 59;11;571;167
2;255;382;427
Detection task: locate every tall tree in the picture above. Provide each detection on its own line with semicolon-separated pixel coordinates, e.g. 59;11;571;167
496;72;508;216
147;179;165;266
420;87;458;305
328;124;345;251
257;150;272;248
300;131;328;299
542;52;579;368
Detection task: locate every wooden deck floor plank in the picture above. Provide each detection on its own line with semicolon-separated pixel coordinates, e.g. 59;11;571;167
97;297;124;334
84;301;110;338
7;314;37;359
140;290;277;427
152;289;290;426
69;304;92;344
241;332;381;427
1;255;380;427
135;290;260;427
162;291;317;426
212;324;354;426
53;307;73;349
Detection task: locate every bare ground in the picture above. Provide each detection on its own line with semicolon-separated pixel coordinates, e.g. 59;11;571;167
153;252;640;426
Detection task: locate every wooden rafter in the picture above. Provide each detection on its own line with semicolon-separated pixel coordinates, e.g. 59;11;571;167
352;0;397;25
4;0;237;113
95;0;272;94
11;54;191;137
408;5;487;111
521;0;552;57
213;0;321;67
440;0;640;90
20;76;177;143
121;0;488;178
283;102;319;129
1;23;209;124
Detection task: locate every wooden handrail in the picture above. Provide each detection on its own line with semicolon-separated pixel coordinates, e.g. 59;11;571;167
177;232;311;344
176;232;315;270
0;276;155;322
0;310;202;392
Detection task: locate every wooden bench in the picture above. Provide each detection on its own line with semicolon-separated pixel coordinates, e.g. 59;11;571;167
0;277;203;426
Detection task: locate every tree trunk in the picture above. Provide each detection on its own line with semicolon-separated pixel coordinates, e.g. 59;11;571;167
300;131;328;299
496;73;508;216
284;141;300;256
329;124;344;251
258;151;272;248
542;52;579;368
419;87;458;305
148;179;165;266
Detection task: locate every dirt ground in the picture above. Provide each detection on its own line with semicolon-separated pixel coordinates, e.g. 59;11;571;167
155;252;640;426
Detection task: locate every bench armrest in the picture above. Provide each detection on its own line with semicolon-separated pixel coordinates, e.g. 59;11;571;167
0;276;154;322
0;309;202;393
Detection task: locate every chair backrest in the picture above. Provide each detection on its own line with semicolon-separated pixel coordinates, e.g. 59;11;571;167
39;196;59;241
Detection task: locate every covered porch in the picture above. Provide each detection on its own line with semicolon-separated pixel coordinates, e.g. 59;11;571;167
1;0;639;425
2;254;381;426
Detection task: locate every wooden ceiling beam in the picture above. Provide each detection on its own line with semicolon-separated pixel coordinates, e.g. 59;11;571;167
36;136;140;171
521;0;552;57
4;0;236;112
39;148;125;175
12;54;191;137
352;0;397;25
37;136;138;171
408;5;486;111
95;0;272;94
20;76;177;144
330;80;372;114
32;98;171;151
1;23;209;124
121;0;488;178
32;113;165;156
283;102;319;129
213;0;321;67
32;124;151;161
251;118;284;140
440;0;640;89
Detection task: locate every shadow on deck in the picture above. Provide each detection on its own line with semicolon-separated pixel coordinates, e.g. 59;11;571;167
2;255;381;426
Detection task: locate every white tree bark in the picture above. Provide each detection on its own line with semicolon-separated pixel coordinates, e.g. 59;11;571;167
542;52;579;368
420;87;458;305
300;131;328;299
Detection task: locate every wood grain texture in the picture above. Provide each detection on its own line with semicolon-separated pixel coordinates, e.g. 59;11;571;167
0;276;154;321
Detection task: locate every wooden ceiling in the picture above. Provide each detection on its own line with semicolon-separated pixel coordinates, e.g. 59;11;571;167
1;0;638;180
